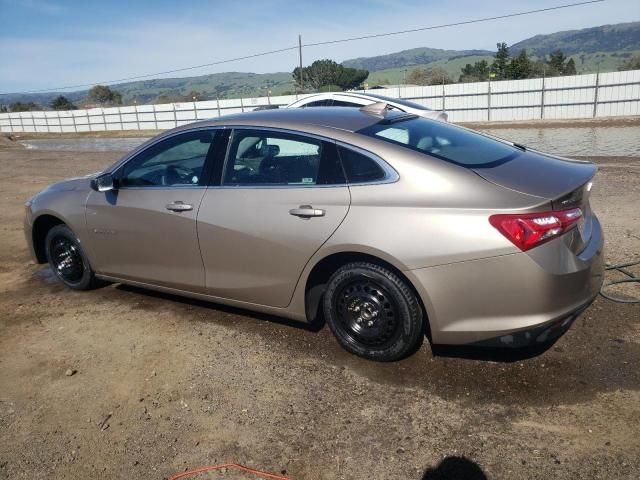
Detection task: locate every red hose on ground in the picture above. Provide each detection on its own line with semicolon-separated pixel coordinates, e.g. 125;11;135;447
169;463;292;480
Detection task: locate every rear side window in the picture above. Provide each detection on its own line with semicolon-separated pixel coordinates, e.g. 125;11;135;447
357;117;520;167
224;130;345;186
338;146;385;184
302;99;332;107
332;100;364;108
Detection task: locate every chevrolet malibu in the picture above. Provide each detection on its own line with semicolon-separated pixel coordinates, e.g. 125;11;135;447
24;105;604;361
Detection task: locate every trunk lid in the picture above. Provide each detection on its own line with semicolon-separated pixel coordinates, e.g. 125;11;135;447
471;150;596;200
473;150;597;254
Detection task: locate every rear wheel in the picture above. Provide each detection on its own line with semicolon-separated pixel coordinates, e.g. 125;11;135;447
45;225;101;290
323;262;425;362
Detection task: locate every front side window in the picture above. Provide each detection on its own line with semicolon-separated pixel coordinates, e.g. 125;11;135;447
120;130;216;187
357;117;520;168
224;130;345;186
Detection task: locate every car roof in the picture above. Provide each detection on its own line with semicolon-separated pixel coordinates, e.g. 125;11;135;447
189;106;411;134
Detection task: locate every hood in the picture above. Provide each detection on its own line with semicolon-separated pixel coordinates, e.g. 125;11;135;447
471;150;596;200
39;172;98;194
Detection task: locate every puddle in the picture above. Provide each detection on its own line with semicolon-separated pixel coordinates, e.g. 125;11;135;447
479;125;640;157
32;267;60;285
15;125;640;157
19;137;150;152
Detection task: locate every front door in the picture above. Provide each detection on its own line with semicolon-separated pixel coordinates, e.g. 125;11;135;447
85;129;224;291
197;128;351;307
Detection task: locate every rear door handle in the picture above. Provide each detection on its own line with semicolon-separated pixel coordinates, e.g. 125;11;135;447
289;205;325;218
166;201;193;212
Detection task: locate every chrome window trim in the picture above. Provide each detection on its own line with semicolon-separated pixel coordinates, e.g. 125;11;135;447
218;125;399;189
111;126;225;190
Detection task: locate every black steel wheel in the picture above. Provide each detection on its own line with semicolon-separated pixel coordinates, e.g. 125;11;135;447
323;262;425;361
45;224;100;290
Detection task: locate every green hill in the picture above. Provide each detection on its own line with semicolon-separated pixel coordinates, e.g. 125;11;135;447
510;21;640;57
342;47;493;72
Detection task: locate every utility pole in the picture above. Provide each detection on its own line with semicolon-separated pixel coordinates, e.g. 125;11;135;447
298;34;304;93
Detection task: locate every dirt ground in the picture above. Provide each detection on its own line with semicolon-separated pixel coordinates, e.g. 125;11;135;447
0;137;638;480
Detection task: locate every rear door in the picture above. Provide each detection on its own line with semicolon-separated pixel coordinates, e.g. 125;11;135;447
197;128;350;307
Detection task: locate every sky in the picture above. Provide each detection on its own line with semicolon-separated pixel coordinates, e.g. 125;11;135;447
0;0;639;93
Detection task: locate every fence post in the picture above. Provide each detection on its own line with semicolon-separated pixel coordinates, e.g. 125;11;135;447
173;103;178;128
102;108;107;131
86;108;91;132
19;113;24;133
216;97;221;118
540;73;546;120
134;104;140;131
72;111;77;133
442;78;446;112
592;71;600;118
240;97;244;112
7;114;12;133
487;79;492;122
44;111;49;133
118;106;123;131
192;100;197;122
152;106;158;130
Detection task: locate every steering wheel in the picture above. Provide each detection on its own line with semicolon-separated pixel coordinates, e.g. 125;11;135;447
164;165;194;185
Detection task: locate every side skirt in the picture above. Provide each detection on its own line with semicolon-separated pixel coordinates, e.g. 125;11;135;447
95;274;308;323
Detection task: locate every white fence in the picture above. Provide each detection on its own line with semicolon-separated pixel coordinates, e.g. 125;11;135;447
1;70;639;133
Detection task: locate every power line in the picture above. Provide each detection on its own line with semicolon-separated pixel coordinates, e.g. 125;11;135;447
0;0;605;96
303;0;605;47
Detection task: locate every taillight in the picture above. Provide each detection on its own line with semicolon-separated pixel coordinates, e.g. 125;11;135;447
489;208;582;251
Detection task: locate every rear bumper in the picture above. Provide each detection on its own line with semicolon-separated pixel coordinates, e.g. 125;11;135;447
467;295;594;348
406;215;605;346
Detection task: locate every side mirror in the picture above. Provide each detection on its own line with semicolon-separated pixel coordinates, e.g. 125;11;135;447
91;173;115;192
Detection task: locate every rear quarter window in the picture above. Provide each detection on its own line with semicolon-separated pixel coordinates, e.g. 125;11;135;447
338;146;385;184
357;117;520;168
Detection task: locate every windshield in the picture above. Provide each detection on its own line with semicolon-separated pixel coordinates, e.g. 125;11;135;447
357;117;520;167
361;93;432;111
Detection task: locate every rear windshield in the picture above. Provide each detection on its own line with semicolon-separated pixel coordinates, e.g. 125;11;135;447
357;117;520;167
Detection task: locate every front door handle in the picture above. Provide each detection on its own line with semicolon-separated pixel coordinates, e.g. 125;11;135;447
166;201;193;212
289;205;325;218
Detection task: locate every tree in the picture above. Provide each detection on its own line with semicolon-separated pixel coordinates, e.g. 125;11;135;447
50;95;76;110
564;58;577;75
9;102;39;112
293;59;368;91
508;49;532;80
618;55;640;71
547;49;567;75
87;85;122;105
406;67;451;86
459;60;490;82
0;105;7;113
491;42;510;80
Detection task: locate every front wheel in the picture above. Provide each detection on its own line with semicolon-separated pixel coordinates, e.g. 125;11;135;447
323;262;425;362
45;224;101;290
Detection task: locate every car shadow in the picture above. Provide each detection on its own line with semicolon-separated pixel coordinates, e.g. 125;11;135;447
114;283;327;333
422;456;488;480
115;282;553;363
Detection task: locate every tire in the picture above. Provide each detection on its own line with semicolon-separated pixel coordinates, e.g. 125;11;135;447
45;224;101;290
323;262;425;362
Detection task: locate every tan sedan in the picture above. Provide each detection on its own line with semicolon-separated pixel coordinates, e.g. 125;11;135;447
24;105;604;361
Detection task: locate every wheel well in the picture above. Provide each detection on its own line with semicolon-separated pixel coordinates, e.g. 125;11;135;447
32;215;65;263
304;252;431;340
